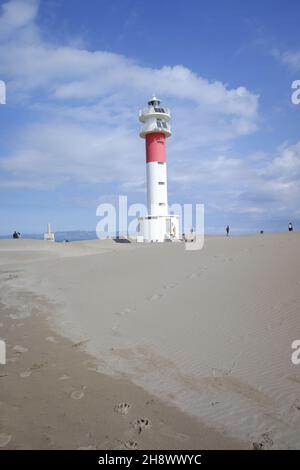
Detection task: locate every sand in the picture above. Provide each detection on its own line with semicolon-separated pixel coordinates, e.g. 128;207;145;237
0;233;300;449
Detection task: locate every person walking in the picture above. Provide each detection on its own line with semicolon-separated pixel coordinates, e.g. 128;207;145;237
288;222;293;232
226;225;230;237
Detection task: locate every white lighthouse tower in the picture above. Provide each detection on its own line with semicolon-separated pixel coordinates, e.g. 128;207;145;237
138;96;179;242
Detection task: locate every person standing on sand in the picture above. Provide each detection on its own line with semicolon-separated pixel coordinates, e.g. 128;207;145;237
288;222;293;232
226;225;230;237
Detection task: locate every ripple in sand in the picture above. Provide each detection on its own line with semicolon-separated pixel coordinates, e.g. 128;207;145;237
0;433;12;448
114;402;131;415
13;345;28;353
59;374;70;381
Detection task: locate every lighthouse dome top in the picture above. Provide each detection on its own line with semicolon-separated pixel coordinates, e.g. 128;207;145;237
148;95;160;106
139;95;171;131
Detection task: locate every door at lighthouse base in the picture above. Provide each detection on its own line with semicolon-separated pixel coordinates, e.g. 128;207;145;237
166;218;171;235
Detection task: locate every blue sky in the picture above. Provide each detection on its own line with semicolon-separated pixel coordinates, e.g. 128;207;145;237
0;0;300;235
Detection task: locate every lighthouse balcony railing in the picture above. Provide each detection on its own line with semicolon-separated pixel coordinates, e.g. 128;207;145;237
139;124;172;138
139;107;171;119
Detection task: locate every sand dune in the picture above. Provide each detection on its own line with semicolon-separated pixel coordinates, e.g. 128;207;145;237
1;233;300;449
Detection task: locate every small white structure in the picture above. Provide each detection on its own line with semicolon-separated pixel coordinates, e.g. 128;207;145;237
138;96;179;242
44;223;55;242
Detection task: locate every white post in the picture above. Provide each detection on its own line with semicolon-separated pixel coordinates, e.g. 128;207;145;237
44;223;55;242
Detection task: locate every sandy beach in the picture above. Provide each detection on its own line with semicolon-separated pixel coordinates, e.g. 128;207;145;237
1;233;300;449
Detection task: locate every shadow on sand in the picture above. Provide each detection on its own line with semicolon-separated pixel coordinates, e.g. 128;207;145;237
112;238;131;244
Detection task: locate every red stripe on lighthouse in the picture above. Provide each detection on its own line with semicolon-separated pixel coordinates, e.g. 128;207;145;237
145;132;166;163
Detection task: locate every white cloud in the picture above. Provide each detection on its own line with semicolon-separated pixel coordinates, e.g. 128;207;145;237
0;0;38;35
0;1;258;115
0;0;260;195
280;50;300;70
2;0;299;227
169;141;300;220
1;121;143;189
275;46;300;71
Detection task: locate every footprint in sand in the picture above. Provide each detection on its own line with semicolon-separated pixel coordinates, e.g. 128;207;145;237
9;312;30;320
252;432;273;450
115;308;132;316
122;440;138;450
20;362;46;377
187;273;198;279
114;402;131;415
0;433;12;448
132;418;151;434
145;399;155;406
72;339;90;348
20;370;32;378
7;357;18;363
87;367;98;372
291;398;300;411
148;293;163;301
71;389;85;400
163;283;178;289
13;345;28;354
59;374;70;381
46;336;58;343
31;362;47;371
111;326;121;337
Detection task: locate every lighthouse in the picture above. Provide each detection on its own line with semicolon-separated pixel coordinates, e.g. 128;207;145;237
138;96;179;242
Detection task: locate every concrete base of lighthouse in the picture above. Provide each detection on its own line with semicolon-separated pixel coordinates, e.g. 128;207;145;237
138;215;179;243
